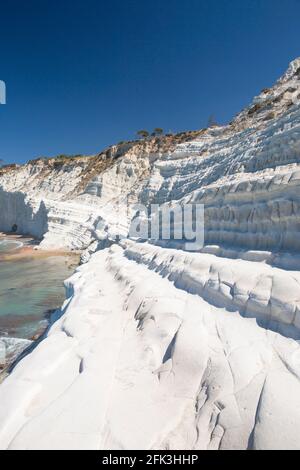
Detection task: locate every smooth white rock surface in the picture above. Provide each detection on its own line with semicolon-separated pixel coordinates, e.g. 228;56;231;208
1;59;300;449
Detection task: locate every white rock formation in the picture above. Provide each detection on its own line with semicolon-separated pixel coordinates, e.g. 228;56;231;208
0;59;300;449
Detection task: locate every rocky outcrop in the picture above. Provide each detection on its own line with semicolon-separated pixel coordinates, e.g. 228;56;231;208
1;244;300;450
1;59;300;450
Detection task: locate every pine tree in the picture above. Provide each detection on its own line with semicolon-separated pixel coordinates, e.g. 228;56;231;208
137;130;150;139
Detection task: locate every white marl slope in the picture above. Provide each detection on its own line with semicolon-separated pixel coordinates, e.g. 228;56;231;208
1;59;300;449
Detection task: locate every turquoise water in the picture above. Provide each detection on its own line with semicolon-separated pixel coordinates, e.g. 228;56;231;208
0;240;77;340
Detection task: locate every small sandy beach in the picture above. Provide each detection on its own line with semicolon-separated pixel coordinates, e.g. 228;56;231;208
0;232;80;267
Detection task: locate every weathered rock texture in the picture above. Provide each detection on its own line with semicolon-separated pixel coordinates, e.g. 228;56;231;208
1;59;300;449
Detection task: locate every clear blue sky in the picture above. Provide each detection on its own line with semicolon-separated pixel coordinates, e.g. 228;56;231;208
1;0;300;164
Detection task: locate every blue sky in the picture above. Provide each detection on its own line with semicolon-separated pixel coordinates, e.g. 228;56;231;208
1;0;300;164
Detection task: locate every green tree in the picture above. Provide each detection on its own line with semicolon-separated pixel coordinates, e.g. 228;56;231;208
153;127;164;136
137;130;149;139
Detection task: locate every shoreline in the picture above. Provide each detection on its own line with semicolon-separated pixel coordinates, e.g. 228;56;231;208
0;233;81;379
0;232;80;266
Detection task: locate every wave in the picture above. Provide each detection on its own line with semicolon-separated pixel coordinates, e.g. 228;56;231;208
0;336;32;370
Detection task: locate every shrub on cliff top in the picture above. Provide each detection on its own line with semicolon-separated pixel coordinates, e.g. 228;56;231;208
136;130;150;139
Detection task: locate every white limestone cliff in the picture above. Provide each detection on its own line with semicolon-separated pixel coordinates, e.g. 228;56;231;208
0;59;300;449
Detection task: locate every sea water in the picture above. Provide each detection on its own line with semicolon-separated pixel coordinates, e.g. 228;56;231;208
0;239;77;371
